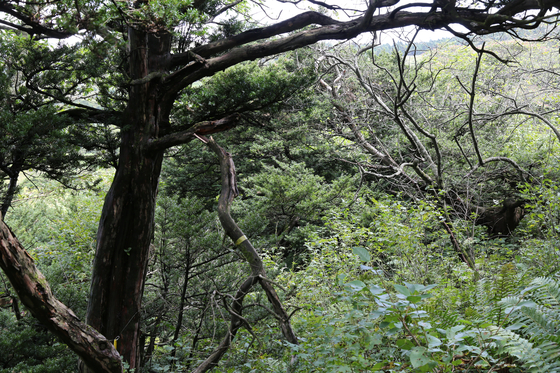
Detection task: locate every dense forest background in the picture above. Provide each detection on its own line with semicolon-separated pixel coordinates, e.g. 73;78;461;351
1;11;560;373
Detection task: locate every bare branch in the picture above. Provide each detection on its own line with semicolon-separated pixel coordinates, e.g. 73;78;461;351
465;44;485;166
192;276;259;373
507;110;560;142
192;138;299;373
465;156;528;180
441;220;477;270
207;0;244;23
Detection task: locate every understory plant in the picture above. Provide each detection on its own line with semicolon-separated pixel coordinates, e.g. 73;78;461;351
282;239;560;373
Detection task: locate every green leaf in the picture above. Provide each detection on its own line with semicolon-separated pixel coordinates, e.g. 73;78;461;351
352;246;371;262
410;346;433;368
427;335;442;348
379;321;391;329
368;284;385;296
344;280;366;292
394;284;411;296
366;334;383;347
406;295;422;303
371;360;387;371
397;338;414;350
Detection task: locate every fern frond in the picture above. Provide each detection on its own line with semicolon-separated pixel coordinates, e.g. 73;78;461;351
475;263;524;324
422;304;459;329
510;305;560;342
539;341;560;367
530;277;560;306
488;326;560;373
501;277;560;341
495;276;560;372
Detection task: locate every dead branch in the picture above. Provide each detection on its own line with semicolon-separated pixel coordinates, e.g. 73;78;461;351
193;137;298;373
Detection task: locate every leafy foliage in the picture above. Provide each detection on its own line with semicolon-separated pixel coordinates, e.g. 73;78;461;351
497;277;560;371
176;57;316;125
0;174;109;372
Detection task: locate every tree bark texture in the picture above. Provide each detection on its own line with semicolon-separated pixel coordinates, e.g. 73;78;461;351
1;172;19;218
208;138;297;344
85;28;168;368
0;218;122;373
84;28;247;369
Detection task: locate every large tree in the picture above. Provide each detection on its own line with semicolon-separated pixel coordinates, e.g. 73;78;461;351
1;0;560;371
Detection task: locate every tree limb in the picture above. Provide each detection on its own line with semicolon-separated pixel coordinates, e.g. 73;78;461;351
191;276;259;373
464;44;485;166
0;218;122;373
464;156;528;180
163;5;553;97
145;114;240;151
0;3;74;39
207;138;297;338
507;109;560;143
170;11;343;67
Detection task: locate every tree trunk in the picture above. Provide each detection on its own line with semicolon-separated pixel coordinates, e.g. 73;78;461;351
85;28;170;369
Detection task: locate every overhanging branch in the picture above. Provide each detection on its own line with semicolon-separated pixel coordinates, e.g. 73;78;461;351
0;3;74;38
145;114;240;151
170;11;343;67
151;1;560;105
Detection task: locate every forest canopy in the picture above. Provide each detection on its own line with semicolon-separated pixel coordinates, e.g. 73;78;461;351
1;0;560;372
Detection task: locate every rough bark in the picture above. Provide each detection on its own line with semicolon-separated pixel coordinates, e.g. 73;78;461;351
1;172;18;218
85;29;169;369
0;217;122;373
207;138;297;344
0;153;23;219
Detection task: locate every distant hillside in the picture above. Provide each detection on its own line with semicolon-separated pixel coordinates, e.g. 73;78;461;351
373;23;558;55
